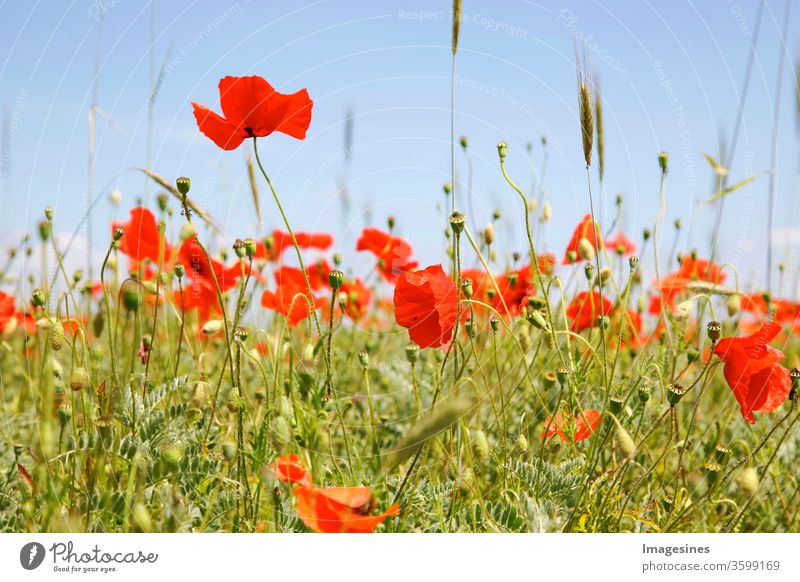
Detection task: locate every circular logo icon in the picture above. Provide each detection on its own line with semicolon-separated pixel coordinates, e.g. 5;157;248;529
20;542;46;570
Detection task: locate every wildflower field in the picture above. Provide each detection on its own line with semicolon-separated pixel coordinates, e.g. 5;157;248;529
1;1;799;535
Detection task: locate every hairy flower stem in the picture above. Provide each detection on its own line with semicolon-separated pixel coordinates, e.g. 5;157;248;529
144;224;166;382
652;169;674;347
252;137;321;337
100;241;120;393
174;277;185;379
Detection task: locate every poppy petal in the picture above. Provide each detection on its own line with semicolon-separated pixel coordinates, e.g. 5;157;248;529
192;102;246;150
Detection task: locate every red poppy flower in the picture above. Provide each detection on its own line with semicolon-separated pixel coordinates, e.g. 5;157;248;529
261;281;319;327
305;259;333;291
675;255;725;284
322;277;372;322
293;486;399;533
605;231;637;256
112;207;170;264
490;265;535;317
566;291;613;332
192;76;313;150
0;292;17;335
177;237;241;292
394;265;465;349
269;454;312;488
537;253;557;276
712;322;791;424
357;228;418;282
175;277;222;322
256;230;333;262
562;214;603;264
541;409;601;442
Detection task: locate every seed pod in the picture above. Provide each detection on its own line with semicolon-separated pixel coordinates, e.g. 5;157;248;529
405;343;419;365
226;391;243;413
667;383;687;406
577;238;595;261
69;367;90;391
704;460;722;484
270;416;291;449
609;395;624;415
726;294;741;317
92;310;105;338
541;201;552;221
497;141;508;161
48;319;65;351
714;443;731;464
58;401;73;425
707;321;722;342
482;223;494;246
738;467;759;495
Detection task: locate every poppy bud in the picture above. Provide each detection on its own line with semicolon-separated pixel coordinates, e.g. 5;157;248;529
459;135;468;149
37;219;52;242
583;262;594;280
405;343;419;364
173;263;185;279
594;267;612;287
616;424;636;457
493;209;502;221
110;189;122;205
449;211;466;236
48;320;65;351
202;319;224;335
638;383;651;404
609;395;624;415
527;296;546;310
642;228;651;242
234;326;248;343
443;182;452;195
157;192;169;212
667;383;687;406
328;269;344;290
516;434;529;456
726;294;741;317
244;238;257;259
233;238;246;258
577;238;595;261
674;218;682;230
176;176;191;195
482;223;494;245
358;351;370;369
658;151;669;174
714;442;731;464
497;141;508;162
489;317;499;333
629;256;639;271
179;222;196;242
487;287;496;301
31;288;46;307
542;370;557;390
270;416;292;449
707;321;721;342
69;367;89;392
44;206;55;221
226;390;244;413
738;467;759;495
460;279;473;299
123;288;142;312
674;299;693;321
597;315;610;329
556;366;569;386
51;358;63;378
471;429;490;464
527;309;548;331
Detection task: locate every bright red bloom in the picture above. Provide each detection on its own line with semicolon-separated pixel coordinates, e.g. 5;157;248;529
322;277;372;322
175;277;221;322
605;231;637;256
394;265;465;349
491;265;535;317
192;76;313;150
255;230;334;262
541;409;601;442
712;322;791;424
357;228;418;282
675;255;725;284
112;207;170;264
0;292;17;335
566;291;613;332
293;486;399;533
261;281;319;327
305;259;333;291
269;454;312;488
538;253;557;276
562;214;603;264
177;237;241;292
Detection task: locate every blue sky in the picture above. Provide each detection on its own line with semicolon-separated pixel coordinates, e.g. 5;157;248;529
0;0;798;296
